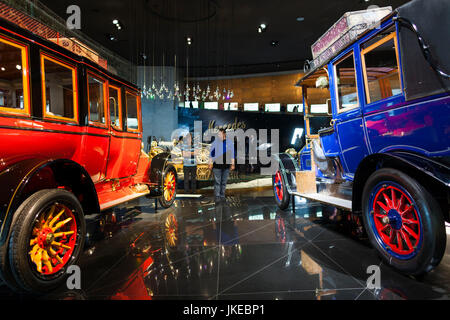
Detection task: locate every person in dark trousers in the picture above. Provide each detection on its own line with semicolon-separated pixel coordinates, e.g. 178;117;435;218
209;129;235;202
293;133;302;152
181;133;197;193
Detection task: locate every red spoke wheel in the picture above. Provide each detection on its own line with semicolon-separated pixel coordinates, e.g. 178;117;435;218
362;168;446;276
8;189;85;293
371;185;421;257
159;167;177;208
273;171;289;210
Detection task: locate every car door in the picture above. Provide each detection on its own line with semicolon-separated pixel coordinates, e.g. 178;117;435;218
105;83;126;179
105;86;142;179
80;71;110;183
330;48;370;177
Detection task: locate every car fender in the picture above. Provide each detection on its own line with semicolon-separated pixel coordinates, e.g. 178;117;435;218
352;152;450;219
0;158;99;246
273;153;300;194
149;152;177;195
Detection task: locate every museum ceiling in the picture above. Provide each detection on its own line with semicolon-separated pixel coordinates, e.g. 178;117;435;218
41;0;410;76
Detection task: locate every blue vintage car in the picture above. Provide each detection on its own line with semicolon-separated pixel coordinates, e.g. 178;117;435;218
273;0;449;275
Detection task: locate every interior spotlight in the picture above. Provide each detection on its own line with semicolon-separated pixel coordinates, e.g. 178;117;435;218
187;37;192;45
113;19;123;30
258;23;267;33
1;67;5;71
16;65;21;70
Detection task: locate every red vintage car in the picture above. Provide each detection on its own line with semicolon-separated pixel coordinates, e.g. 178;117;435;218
0;17;177;293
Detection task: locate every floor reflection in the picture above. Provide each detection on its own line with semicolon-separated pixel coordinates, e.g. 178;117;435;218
1;190;449;300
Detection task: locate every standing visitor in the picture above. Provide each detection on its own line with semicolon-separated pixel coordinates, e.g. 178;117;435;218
209;129;235;202
181;133;197;193
293;133;302;152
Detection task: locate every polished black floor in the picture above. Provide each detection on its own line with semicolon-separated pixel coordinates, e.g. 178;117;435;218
1;189;449;300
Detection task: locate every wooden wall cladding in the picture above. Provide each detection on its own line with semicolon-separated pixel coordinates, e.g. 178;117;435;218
195;71;331;110
196;72;304;108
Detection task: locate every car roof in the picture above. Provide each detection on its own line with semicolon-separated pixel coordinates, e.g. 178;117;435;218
295;11;396;88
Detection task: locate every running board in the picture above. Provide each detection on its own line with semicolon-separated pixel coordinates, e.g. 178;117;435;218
292;192;352;211
100;189;150;211
176;194;203;198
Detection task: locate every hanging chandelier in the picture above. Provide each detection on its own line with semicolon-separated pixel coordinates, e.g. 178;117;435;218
138;0;236;105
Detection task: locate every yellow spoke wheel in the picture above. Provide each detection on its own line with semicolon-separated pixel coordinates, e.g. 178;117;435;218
164;171;176;202
28;203;78;275
8;189;85;293
164;213;179;247
159;168;177;208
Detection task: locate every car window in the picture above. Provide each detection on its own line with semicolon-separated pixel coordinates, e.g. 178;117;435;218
109;86;122;130
126;92;139;132
88;74;106;125
0;37;30;115
361;31;402;104
334;52;359;112
42;55;77;122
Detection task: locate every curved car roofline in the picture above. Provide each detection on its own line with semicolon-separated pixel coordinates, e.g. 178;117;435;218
0;16;139;93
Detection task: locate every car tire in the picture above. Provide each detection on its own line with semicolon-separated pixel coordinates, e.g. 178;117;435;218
159;167;177;208
8;189;85;293
273;171;290;210
361;168;446;275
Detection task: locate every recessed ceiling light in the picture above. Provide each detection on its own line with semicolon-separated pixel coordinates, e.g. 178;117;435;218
296;17;305;22
1;67;5;71
113;19;123;30
258;23;267;33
